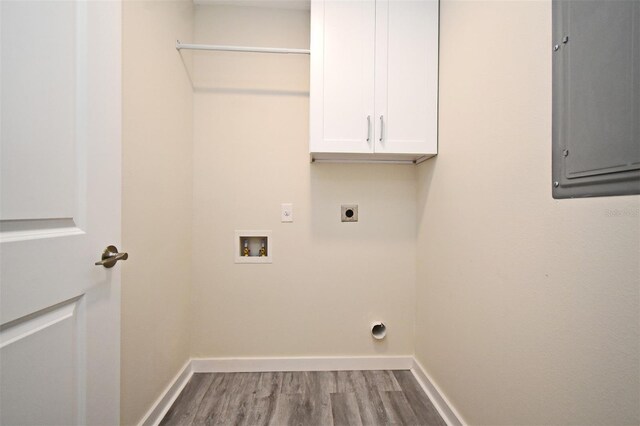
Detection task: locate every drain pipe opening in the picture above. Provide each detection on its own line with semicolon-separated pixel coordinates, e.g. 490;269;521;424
371;322;386;340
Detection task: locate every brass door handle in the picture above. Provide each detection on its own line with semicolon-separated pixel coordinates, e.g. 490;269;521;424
95;245;129;268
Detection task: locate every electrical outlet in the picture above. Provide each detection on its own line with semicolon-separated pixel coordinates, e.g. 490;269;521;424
341;204;358;222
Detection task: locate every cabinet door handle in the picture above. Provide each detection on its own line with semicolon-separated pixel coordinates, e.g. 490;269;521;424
379;115;384;142
366;115;371;142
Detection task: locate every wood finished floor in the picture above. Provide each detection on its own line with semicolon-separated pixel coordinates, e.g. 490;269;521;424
160;370;446;426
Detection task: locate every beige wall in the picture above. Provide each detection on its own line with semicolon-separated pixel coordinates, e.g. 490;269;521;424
415;1;640;425
121;1;193;424
121;2;640;424
190;5;417;357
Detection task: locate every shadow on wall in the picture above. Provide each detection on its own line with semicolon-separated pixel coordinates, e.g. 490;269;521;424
189;47;310;94
416;157;438;232
183;48;310;100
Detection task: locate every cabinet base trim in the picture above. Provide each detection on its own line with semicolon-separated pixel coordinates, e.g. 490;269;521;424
310;153;435;164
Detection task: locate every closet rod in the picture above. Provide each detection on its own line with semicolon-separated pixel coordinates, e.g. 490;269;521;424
176;40;310;55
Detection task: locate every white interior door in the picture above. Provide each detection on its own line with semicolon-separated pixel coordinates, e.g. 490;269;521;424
374;0;438;155
310;0;376;154
0;1;122;424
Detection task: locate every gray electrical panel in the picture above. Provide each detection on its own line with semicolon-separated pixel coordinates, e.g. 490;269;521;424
552;0;640;198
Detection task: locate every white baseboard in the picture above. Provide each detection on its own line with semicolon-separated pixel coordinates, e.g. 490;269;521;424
137;359;193;426
410;358;466;426
191;355;414;373
138;356;463;426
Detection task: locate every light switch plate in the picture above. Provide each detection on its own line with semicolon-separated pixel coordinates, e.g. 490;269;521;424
281;203;293;222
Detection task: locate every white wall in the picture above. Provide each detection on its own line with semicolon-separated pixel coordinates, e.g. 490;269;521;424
190;5;417;358
415;1;640;425
121;1;193;424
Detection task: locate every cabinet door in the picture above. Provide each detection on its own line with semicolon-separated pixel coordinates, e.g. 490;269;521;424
374;0;439;155
310;0;376;154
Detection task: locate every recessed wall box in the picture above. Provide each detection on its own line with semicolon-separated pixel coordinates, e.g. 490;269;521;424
341;205;358;222
235;230;272;264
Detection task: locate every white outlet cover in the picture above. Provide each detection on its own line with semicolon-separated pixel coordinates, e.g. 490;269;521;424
281;203;293;222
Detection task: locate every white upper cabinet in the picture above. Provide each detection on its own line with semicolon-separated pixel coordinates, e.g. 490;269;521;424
310;0;439;163
374;0;439;156
310;0;376;155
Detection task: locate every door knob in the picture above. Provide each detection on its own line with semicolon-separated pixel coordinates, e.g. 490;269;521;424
95;245;128;268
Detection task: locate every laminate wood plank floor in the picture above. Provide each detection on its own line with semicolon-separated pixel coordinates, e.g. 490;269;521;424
160;370;446;426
